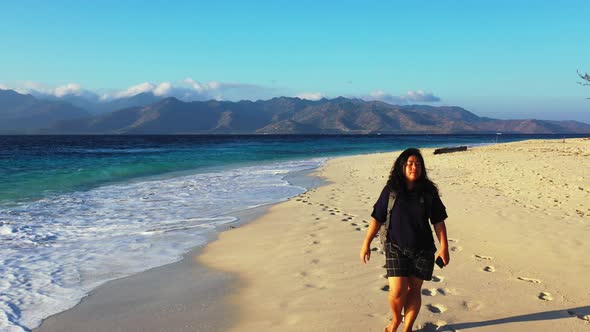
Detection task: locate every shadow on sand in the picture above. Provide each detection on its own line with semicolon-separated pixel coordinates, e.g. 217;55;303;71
415;305;590;331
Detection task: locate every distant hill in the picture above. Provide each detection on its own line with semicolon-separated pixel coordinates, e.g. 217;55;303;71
44;96;590;134
30;91;162;115
1;89;590;134
0;90;90;134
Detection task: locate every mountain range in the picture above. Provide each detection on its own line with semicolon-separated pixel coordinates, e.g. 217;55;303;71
1;89;589;134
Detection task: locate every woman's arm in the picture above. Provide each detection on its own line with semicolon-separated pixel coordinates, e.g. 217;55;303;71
433;221;450;266
360;218;381;263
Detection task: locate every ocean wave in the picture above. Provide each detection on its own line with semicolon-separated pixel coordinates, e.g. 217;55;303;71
0;158;324;331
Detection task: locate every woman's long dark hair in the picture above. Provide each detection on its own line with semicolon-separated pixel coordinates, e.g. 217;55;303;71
387;148;439;195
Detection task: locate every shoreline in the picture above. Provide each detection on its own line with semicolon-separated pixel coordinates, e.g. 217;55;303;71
34;245;236;332
33;165;327;332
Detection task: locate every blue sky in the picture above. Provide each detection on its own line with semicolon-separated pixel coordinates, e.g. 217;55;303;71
1;0;589;122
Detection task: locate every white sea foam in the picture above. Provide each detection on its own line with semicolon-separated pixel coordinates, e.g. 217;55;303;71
0;158;324;331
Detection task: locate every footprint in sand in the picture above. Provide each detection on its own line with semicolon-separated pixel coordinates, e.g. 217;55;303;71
420;321;451;331
440;288;457;295
422;288;438;296
474;254;493;260
538;292;553;301
450;246;463;252
462;300;483;311
483;266;496;272
517;277;542;284
567;310;590;322
431;276;444;282
426;303;447;314
434;321;454;331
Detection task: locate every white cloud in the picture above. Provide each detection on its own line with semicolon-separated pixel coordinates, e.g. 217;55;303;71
1;79;378;104
405;90;440;102
183;78;203;92
114;81;187;99
207;81;221;90
5;81;51;95
100;79;275;101
54;83;82;97
153;82;173;96
366;90;441;104
0;81;100;99
369;90;388;99
22;81;47;92
295;92;325;100
1;81;441;105
115;82;156;98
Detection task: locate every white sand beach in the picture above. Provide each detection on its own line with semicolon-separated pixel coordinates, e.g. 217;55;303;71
199;138;590;331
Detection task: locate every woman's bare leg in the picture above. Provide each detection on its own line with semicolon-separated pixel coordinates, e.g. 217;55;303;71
386;277;409;332
402;276;424;332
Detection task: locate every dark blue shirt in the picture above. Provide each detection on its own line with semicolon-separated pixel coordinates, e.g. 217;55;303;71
371;185;447;251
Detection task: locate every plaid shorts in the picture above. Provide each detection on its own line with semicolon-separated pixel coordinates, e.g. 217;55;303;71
384;242;435;281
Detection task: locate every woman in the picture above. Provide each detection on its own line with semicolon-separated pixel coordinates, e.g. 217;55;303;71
360;148;449;332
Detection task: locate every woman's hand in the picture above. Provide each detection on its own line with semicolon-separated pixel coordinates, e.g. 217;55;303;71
436;247;450;266
360;218;381;264
360;244;371;264
433;221;450;266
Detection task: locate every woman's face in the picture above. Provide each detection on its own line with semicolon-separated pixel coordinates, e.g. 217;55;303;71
404;155;422;183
